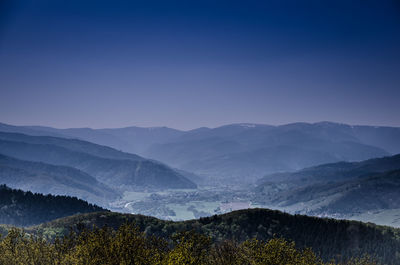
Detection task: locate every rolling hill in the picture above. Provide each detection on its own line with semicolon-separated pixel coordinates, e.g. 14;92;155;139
29;208;400;264
0;154;118;206
254;155;400;227
145;122;391;181
0;122;184;155
259;170;400;222
0;132;196;190
1;121;399;182
257;153;400;189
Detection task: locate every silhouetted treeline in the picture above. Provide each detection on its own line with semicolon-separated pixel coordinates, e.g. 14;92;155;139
0;184;106;226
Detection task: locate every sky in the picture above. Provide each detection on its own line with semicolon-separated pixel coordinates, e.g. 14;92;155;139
0;0;399;130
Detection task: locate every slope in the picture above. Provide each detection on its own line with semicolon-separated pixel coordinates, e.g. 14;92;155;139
29;208;400;264
268;170;400;217
0;184;106;226
257;153;400;189
0;154;118;206
0;132;196;189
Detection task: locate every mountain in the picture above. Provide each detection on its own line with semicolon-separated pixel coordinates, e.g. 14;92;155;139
97;126;185;154
0;154;118;206
1;121;399;182
0;184;106;226
352;125;400;154
0;132;196;189
260;170;400;222
0;131;144;161
145;122;391;181
29;208;400;264
0;122;184;155
25;126;136;153
257;153;400;189
0;123;65;138
254;155;400;227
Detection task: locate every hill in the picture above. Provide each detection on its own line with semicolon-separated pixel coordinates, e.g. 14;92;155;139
0;132;196;189
98;126;185;154
145;122;391;181
260;170;400;223
2;121;399;182
0;185;106;226
0;122;184;155
254;155;400;227
257;153;400;189
29;208;400;264
0;154;118;206
0;131;144;161
313;170;400;214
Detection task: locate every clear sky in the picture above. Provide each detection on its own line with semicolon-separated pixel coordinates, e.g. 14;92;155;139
1;0;399;129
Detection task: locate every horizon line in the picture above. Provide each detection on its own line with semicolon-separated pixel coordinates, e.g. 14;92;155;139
1;120;399;131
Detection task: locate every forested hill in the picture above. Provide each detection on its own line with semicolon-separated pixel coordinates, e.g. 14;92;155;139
257;153;400;188
0;132;196;189
0;154;118;206
0;185;106;226
30;208;400;264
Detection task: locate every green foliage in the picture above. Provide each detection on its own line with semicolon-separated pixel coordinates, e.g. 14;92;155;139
166;231;211;265
28;209;400;264
0;224;381;265
238;238;322;265
0;228;57;264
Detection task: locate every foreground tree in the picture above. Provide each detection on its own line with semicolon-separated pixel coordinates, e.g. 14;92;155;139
0;224;379;265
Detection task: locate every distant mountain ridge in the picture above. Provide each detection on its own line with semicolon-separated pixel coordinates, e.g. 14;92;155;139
0;123;184;155
0;154;118;206
0;132;196;190
1;121;399;182
145;122;392;181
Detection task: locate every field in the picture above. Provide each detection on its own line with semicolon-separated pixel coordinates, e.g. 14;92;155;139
113;186;260;220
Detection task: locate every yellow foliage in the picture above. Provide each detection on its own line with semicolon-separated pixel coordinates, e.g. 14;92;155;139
0;225;378;265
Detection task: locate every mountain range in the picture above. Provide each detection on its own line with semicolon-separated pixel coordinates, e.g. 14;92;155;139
257;153;400;188
0;154;118;206
0;121;400;262
254;154;400;226
0;132;196;192
2;121;399;182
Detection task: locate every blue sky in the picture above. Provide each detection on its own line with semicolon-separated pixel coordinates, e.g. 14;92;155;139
1;0;399;129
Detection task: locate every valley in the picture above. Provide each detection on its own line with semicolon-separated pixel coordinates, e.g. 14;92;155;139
108;184;400;228
0;121;400;263
110;185;264;220
2;2;399;263
1;122;400;228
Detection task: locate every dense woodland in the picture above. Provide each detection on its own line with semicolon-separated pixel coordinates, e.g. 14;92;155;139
28;209;400;264
0;224;378;265
0;185;106;226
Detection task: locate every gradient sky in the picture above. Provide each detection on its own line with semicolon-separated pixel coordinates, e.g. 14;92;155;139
1;0;399;129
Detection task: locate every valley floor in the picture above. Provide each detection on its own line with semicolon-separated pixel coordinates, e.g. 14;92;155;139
108;184;400;228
